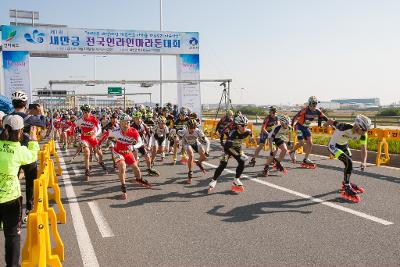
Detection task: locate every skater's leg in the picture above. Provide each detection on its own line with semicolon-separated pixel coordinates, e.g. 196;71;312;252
212;154;229;181
186;146;194;172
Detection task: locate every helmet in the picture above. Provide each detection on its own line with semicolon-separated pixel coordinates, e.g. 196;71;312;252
132;111;142;118
269;106;277;113
146;111;153;118
308;96;318;106
162;107;168;112
111;113;118;119
11;91;28;102
157;116;166;124
179;110;186;117
80;104;91;112
138;105;145;111
226;109;234;116
119;113;132;121
234;114;248;126
187;119;197;128
354;115;371;131
277;115;291;125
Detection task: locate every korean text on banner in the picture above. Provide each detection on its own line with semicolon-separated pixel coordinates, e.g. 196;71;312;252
1;25;199;56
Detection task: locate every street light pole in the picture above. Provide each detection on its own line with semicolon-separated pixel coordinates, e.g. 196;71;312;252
159;0;163;107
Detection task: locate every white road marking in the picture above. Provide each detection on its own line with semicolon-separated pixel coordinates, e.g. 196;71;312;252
203;162;394;226
57;144;100;267
88;201;115;238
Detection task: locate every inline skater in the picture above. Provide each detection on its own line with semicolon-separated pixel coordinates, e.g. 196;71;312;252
325;115;371;203
178;119;210;184
149;116;169;164
103;113;120;170
98;113;151;199
161;107;174;155
75;104;108;181
208;113;252;193
249;106;279;167
215;109;234;147
261;115;293;176
131;111;159;176
289;96;329;168
171;110;188;164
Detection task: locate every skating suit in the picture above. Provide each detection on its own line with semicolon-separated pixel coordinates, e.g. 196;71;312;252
76;115;101;148
100;127;142;165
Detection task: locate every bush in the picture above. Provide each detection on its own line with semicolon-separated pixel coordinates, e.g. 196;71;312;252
235;106;267;116
377;108;400;116
312;135;400;154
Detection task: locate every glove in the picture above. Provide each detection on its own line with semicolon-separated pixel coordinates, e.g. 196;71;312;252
240;154;249;162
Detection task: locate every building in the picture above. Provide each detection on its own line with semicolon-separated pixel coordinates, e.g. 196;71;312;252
318;101;341;110
331;98;380;106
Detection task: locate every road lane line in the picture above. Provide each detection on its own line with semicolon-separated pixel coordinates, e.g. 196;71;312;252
203;162;394;226
57;144;100;267
88;201;115;238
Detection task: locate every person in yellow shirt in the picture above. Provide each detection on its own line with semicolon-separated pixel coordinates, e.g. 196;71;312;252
0;115;39;267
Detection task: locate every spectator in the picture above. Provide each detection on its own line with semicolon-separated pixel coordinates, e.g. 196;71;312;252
0;115;39;267
10;91;46;221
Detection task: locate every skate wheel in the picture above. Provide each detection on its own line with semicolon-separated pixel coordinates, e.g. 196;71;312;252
231;185;244;193
185;179;192;184
120;193;128;200
282;169;288;174
341;192;360;203
357;187;365;194
207;187;214;194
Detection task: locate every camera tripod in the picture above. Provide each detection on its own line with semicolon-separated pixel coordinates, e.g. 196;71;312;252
214;82;233;120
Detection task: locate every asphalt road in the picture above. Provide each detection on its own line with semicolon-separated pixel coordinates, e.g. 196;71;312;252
1;141;400;266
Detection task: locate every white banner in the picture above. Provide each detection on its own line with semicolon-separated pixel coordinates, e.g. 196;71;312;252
177;54;201;118
1;25;199;55
2;51;31;100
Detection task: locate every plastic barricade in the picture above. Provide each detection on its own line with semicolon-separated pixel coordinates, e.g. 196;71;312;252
22;178;64;266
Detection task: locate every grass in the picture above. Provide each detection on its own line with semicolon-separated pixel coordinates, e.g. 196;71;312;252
250;128;400;154
312;135;400;154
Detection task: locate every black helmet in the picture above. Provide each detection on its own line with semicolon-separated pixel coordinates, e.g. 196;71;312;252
80;104;91;112
269;106;277;113
187;119;197;128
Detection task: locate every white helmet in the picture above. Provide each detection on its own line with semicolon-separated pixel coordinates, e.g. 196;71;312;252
118;113;132;122
308;96;318;106
278;115;291;125
354;115;371;131
11;91;28;102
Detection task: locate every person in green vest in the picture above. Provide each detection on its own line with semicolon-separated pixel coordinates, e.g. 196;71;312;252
0;114;39;267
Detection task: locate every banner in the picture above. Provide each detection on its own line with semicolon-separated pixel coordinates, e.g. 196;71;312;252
2;51;31;100
1;25;199;55
177;54;201;118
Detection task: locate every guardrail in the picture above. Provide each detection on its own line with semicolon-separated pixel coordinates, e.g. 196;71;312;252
202;119;399;167
22;139;65;267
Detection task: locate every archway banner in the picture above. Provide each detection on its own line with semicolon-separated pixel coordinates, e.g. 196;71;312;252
1;25;199;55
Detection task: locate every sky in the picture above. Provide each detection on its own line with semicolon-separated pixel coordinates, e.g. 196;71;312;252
1;0;400;106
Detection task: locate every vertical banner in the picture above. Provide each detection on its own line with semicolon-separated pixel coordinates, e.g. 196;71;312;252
177;54;201;118
2;51;31;100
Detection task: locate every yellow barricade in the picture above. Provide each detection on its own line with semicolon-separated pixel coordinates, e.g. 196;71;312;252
241;123;256;148
22;177;64;266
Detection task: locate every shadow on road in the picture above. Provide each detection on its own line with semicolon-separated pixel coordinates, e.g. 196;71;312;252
207;190;339;222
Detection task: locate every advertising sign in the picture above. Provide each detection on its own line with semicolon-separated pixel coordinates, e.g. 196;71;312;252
177;54;201;118
1;25;199;55
2;51;31;100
